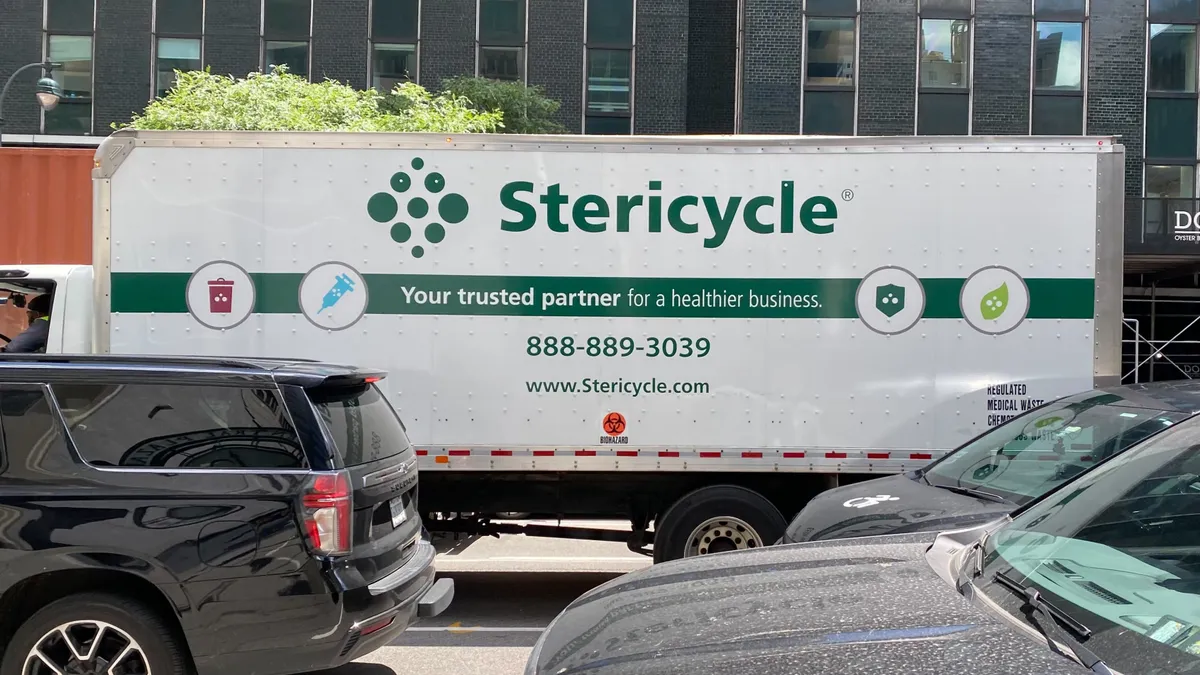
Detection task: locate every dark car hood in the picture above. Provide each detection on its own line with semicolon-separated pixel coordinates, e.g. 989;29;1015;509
782;473;1014;544
528;534;1084;675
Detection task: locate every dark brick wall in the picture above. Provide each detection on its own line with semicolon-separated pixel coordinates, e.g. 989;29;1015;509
741;0;802;133
971;0;1031;134
635;0;688;134
421;0;475;90
0;0;43;136
96;0;152;131
1088;0;1146;199
313;0;369;87
205;0;261;78
529;0;584;132
859;0;916;135
686;0;737;133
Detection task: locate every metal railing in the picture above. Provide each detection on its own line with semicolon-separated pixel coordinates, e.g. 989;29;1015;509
1122;315;1200;383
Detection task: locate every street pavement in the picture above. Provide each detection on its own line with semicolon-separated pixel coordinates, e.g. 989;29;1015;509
318;520;651;675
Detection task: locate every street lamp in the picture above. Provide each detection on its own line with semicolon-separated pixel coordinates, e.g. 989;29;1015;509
0;61;63;147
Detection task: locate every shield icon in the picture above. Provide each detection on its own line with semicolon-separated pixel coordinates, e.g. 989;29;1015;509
875;284;905;318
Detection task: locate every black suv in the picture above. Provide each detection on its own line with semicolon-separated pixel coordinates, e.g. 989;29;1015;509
0;354;452;675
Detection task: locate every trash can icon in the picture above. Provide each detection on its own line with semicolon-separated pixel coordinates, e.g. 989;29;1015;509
208;278;235;314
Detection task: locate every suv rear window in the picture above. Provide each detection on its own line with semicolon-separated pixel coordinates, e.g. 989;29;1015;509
50;383;307;470
309;383;411;466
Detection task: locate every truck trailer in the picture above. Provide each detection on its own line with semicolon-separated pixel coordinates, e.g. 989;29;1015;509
0;131;1125;562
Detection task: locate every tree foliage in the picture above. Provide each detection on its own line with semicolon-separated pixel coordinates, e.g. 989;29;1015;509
440;76;568;134
119;66;503;133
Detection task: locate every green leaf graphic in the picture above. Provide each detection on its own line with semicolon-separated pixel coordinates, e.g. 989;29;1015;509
1034;416;1063;429
980;282;1009;321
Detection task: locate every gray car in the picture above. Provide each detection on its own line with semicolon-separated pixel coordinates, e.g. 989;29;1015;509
526;404;1200;675
782;382;1200;546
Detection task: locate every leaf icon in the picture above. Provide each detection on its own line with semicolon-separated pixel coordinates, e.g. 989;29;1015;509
1034;416;1062;429
980;282;1009;321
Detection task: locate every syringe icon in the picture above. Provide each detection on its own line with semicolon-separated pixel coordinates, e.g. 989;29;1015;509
319;273;356;313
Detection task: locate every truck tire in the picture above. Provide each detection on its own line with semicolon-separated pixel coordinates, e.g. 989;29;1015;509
653;485;787;564
2;592;192;675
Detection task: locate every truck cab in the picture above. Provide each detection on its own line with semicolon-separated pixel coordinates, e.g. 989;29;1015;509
0;266;94;354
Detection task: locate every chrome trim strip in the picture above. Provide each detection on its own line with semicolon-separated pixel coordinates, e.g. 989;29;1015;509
367;539;435;596
363;457;417;487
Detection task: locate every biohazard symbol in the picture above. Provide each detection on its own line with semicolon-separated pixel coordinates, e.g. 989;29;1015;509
603;412;627;436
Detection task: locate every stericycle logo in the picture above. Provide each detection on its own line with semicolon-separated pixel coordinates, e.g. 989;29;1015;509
366;157;470;259
500;180;844;248
367;164;848;256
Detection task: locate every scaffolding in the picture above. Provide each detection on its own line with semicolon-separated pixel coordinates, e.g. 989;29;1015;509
1122;292;1200;383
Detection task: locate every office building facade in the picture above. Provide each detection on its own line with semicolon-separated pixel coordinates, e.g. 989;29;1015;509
0;0;1196;231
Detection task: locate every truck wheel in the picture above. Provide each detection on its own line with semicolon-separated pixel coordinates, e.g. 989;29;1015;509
2;592;191;675
653;485;787;564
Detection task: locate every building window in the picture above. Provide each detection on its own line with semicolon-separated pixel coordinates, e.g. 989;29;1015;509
371;0;419;88
1147;164;1195;199
802;16;856;135
154;0;204;97
585;0;634;134
479;0;526;82
263;0;311;78
917;10;971;135
44;0;94;136
1148;23;1197;93
1149;0;1200;22
154;0;203;97
1031;4;1085;136
155;39;202;97
1144;2;1200;234
1146;24;1198;172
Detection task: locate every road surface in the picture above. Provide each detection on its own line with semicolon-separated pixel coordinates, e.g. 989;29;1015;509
318;520;650;675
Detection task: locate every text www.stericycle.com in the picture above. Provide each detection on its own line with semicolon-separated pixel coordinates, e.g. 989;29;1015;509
525;378;711;396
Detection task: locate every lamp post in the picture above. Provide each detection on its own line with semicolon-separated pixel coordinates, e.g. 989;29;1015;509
0;61;63;147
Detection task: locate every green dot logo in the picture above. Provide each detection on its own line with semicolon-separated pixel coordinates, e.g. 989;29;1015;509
366;156;469;258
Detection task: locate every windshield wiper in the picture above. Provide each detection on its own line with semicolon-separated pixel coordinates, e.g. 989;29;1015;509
932;483;1012;505
994;570;1113;674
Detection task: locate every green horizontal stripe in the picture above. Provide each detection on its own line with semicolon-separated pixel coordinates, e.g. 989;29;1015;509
111;273;1095;320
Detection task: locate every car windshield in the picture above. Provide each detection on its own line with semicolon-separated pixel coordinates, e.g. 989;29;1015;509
922;391;1184;505
978;420;1200;674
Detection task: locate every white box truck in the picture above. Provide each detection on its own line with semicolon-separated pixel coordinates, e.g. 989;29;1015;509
0;131;1125;562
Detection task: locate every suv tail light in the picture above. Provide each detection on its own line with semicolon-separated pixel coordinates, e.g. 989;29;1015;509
301;471;352;556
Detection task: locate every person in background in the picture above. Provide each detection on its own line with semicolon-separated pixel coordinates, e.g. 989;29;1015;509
1;294;51;354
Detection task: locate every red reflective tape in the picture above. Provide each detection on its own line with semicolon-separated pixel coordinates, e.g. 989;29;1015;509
867;452;890;459
783;452;806;458
448;450;471;457
659;451;680;458
910;453;933;460
699;451;722;458
491;450;513;456
416;449;428;456
825;452;848;459
533;450;555;457
617;450;638;457
1081;455;1093;462
742;451;763;459
575;450;596;456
